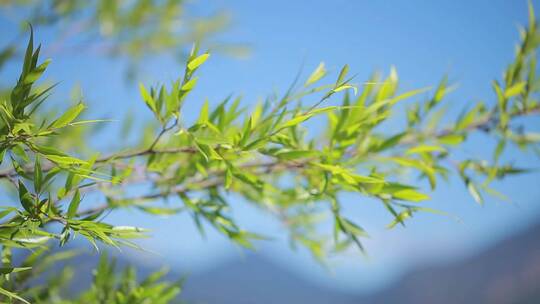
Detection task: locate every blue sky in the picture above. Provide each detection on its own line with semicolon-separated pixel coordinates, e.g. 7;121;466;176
1;0;540;294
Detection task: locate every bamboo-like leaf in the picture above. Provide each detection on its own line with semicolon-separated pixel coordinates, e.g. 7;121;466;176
393;189;430;202
187;53;210;71
0;287;30;304
406;145;446;155
67;189;81;219
275;150;319;160
504;81;526;98
305;62;326;86
18;180;35;215
34;156;42;193
336;64;349;85
49;103;85;129
181;77;198;91
467;181;483;205
139;83;157;114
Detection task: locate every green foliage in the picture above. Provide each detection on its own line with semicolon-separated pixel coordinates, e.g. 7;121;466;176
0;2;538;303
0;248;180;303
1;0;231;57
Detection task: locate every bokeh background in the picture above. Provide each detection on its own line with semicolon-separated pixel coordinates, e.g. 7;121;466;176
1;0;540;303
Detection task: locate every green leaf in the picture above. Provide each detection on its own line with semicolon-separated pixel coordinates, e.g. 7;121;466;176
275;150;319;160
392;189;430;202
18;180;35;215
504;81;526;98
278;113;313;129
238;116;252;147
198;99;209;123
305;62;326;86
456;103;484;130
314;163;384;184
438;134;465;145
406;145;446;155
34;156;42;193
341;218;368;237
0;287;30;304
231;169;263;191
187;53;210;71
467;181;483;205
375;133;406;152
387;210;413;229
391;87;431;105
432;76;450;106
194;135;230;146
24;58;51;84
49;103;85;129
333;84;357;95
41;153;88;165
0;267;32;274
224;167;233;189
181;77;198;91
67;189;81;219
336;64;349;85
139;83;157;114
528;0;536;25
21;24;34;76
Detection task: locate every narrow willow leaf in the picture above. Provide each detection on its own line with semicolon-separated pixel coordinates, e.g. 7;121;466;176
194;135;230;146
305;62;326;86
333;84;357;95
438;134;465;145
199;99;209;123
467;181;483;205
0;287;30;304
43;154;88;165
139;83;157;113
387;210;413;229
34;156;42;193
231;169;262;190
387;157;437;189
0;267;32;274
49;103;85;129
391;87;431;105
21;24;34;76
238;116;252;147
111;226;149;233
224;167;233;189
393;189;430;202
341;218;368;237
278;113;313;129
336;64;349;85
527;0;536;34
314;163;384;184
455;103;484;130
187;53;210;71
24;59;51;84
69;119;116;126
243;137;269;151
0;208;17;220
275;150;319;160
375;132;406;152
504;81;526;98
406;145;446;155
18;180;34;215
181;77;198;91
494;139;506;162
432;76;449;106
67;189;81;219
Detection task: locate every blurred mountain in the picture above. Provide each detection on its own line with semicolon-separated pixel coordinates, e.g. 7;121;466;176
361;221;540;304
181;255;356;304
180;220;540;304
26;219;540;303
